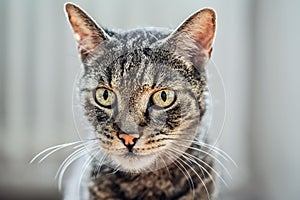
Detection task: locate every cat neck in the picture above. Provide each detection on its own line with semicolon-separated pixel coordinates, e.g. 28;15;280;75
89;143;215;199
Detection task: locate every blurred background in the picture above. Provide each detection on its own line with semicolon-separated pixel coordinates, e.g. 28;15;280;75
0;0;299;199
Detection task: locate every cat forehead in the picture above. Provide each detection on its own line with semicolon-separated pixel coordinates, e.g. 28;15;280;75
93;57;186;86
110;28;172;48
80;29;202;91
80;56;198;96
80;28;174;68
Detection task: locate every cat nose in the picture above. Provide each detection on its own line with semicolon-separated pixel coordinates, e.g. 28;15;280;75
117;133;140;152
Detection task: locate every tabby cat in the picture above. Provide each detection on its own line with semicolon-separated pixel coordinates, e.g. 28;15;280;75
64;2;218;200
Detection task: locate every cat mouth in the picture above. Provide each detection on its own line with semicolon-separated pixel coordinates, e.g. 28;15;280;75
113;153;157;172
115;151;148;158
123;152;139;157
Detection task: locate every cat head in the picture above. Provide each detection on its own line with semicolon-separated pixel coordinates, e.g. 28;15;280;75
65;3;216;172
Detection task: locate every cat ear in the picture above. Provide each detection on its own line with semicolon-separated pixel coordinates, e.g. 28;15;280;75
165;8;216;65
65;3;110;60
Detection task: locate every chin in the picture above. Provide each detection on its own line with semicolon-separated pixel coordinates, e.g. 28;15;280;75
113;153;157;173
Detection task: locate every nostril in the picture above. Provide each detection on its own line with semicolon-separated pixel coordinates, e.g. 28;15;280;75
132;137;138;144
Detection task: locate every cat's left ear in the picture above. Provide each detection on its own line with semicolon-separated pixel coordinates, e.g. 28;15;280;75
164;8;216;65
65;3;110;61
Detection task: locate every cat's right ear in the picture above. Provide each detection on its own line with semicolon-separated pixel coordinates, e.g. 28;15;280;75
65;3;110;61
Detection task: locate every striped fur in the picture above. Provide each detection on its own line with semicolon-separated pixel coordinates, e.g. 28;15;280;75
65;3;217;199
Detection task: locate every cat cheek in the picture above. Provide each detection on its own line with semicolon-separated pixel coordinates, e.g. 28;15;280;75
148;110;168;130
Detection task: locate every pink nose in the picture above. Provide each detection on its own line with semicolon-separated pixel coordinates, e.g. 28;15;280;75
118;133;140;146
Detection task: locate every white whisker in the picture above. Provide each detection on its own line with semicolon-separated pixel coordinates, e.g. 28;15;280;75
157;154;171;179
30;141;84;164
111;164;121;174
170;147;228;188
58;145;99;191
77;152;96;198
57;147;88;190
195;139;238;167
55;142;98;179
93;153;108;179
37;141;93;164
173;142;232;179
166;149;210;200
164;151;195;200
168;137;237;167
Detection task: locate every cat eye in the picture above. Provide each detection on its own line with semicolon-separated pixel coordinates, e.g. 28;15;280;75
94;88;116;108
152;89;176;108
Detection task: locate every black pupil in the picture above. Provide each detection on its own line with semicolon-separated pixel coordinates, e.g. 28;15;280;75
103;90;109;100
161;91;167;102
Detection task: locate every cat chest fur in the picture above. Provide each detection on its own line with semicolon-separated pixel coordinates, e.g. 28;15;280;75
89;152;215;200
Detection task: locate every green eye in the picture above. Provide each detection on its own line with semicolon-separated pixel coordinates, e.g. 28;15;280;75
152;89;176;108
95;88;116;107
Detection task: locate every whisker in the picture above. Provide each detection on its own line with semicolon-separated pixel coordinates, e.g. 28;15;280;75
172;142;232;179
191;140;229;161
164;151;195;200
76;152;96;197
58;146;99;191
166;149;211;200
157;154;171;179
169;147;228;188
55;141;98;179
93;153;108;179
56;146;88;189
30;141;85;164
56;141;97;176
55;142;98;178
168;147;214;185
194;139;238;167
110;164;121;175
37;141;95;164
167;137;237;167
176;137;237;167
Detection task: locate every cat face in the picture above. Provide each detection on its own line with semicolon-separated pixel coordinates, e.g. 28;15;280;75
65;3;216;172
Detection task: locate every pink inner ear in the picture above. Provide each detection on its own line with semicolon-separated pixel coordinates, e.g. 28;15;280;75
192;26;215;55
69;16;99;51
66;3;106;55
182;9;216;54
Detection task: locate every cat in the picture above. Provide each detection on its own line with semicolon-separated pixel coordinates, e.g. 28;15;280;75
63;2;219;200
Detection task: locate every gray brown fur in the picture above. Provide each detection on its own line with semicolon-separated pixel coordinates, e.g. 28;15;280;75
65;3;217;200
90;151;214;200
